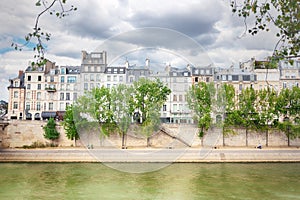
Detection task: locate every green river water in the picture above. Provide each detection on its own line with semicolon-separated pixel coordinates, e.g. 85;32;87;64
0;163;299;200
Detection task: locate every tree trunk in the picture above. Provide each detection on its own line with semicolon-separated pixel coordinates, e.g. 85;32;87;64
265;129;268;147
147;137;150;147
222;127;225;147
287;132;290;147
246;128;248;147
121;132;127;149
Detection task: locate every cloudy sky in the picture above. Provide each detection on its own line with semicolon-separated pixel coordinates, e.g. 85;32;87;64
0;0;279;100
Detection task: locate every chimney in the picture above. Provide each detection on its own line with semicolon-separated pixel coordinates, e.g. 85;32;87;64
81;50;87;61
145;58;150;68
18;70;23;78
125;60;129;69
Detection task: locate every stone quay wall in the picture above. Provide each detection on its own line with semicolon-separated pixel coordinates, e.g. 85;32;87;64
0;121;299;148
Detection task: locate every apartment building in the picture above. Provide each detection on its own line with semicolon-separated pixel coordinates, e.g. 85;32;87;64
7;70;26;120
58;66;80;111
279;60;300;90
80;51;107;95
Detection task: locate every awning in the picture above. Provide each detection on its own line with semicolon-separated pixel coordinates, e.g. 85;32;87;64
41;111;56;119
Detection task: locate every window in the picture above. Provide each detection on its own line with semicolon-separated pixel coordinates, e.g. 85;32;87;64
195;77;199;82
73;93;77;101
66;84;70;91
119;76;123;82
296;82;299;87
239;84;243;91
14;81;19;87
66;93;70;100
13;102;18;109
163;105;167;111
173;104;177;111
14;91;18;98
26;92;31;99
37;84;41;90
27;75;31;81
107;75;111;81
222;75;226;81
90;83;94;89
96;74;101;81
37;92;41;100
61;76;65;83
179;95;183;101
27;84;31;90
90;74;94;81
242;75;250;81
84;83;88;90
38;76;42;81
129;77;134;82
50;76;54;82
26;102;30;110
283;82;287;88
114;68;118;74
67;76;76;83
49;102;53;111
60;102;64;110
60;93;64;100
113;75;117;81
173;95;177;101
232;75;239;81
61;68;65;74
228;75;232;81
37;102;41;111
84;74;88;81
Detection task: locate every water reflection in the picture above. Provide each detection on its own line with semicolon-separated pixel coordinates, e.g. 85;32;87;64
0;163;299;200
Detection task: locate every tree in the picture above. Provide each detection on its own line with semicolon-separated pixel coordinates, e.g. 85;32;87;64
187;82;214;145
43;117;60;141
131;78;171;146
237;87;258;146
62;104;79;143
12;0;77;65
256;87;278;146
230;0;299;59
110;84;134;149
275;87;300;145
216;84;236;145
78;86;117;136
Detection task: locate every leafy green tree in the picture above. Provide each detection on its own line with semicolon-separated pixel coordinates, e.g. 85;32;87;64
216;84;237;145
43;117;60;141
82;86;117;136
187;82;214;144
132;78;171;146
256;87;278;146
237;87;258;146
111;84;134;149
62;105;79;143
276;87;300;145
230;0;299;59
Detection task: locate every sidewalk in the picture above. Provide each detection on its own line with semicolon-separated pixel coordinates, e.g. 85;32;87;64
0;147;299;163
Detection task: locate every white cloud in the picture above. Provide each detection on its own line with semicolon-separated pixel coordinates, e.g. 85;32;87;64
0;0;282;101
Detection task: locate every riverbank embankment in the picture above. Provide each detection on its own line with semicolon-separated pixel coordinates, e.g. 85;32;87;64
0;147;299;163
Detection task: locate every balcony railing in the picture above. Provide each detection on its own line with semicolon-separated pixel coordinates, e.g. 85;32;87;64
45;87;56;92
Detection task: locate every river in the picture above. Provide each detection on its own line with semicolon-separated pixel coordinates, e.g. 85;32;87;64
0;163;299;199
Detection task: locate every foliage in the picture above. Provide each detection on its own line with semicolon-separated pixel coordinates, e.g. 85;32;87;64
75;79;171;146
230;0;300;59
62;104;79;141
43;117;60;140
110;84;134;148
132;78;171;123
255;87;278;130
187;82;213;137
12;0;77;65
76;86;117;136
